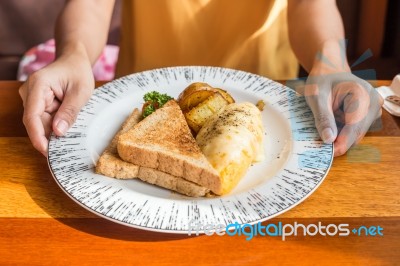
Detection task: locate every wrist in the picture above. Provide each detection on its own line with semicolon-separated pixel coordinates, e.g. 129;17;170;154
311;39;351;75
56;41;91;64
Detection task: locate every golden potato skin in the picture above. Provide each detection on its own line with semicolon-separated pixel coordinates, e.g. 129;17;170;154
215;88;235;104
178;82;235;112
177;82;219;112
178;82;235;133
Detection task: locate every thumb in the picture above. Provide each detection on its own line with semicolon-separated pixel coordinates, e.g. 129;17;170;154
305;84;337;144
312;107;337;144
52;87;92;136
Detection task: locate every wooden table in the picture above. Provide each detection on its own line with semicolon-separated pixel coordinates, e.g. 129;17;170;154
1;81;399;265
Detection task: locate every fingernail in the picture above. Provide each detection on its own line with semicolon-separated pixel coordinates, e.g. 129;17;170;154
56;120;69;135
321;128;335;143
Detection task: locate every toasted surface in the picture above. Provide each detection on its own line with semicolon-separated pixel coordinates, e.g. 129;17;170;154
138;167;210;197
96;107;210;197
96;152;140;179
117;100;222;194
95;108;142;179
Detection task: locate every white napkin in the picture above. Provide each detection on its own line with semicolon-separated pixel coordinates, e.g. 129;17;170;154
376;74;400;117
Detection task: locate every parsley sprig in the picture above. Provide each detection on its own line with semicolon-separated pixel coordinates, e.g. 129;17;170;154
142;91;173;117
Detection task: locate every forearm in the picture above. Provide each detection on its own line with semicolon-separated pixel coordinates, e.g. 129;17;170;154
55;0;115;64
287;0;349;73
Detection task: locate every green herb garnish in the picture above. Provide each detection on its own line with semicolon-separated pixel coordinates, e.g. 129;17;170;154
143;104;156;117
142;91;173;117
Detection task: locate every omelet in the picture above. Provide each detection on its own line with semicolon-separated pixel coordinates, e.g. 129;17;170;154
196;102;265;194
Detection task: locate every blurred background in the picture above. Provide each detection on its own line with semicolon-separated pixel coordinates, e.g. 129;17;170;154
0;0;399;80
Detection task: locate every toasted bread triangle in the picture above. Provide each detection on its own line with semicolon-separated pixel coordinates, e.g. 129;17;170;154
117;100;222;194
96;107;211;197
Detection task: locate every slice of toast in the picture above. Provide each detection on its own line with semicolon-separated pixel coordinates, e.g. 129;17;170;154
95;108;210;197
117;100;223;194
96;108;142;179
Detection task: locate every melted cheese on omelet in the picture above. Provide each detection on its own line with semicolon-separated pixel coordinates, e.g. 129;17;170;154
196;102;264;192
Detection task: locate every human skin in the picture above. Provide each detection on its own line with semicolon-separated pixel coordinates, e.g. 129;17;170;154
288;0;383;156
19;0;115;156
19;0;382;157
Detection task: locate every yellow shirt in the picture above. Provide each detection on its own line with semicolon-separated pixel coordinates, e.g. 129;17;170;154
116;0;298;80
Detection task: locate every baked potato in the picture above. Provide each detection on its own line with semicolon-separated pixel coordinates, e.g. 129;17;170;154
214;87;235;104
178;83;219;112
178;82;236;133
184;92;229;133
178;82;235;111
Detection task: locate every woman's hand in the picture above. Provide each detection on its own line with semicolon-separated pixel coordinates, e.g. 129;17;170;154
305;64;383;156
19;49;94;156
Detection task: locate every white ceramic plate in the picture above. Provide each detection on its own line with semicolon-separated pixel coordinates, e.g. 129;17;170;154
48;66;333;233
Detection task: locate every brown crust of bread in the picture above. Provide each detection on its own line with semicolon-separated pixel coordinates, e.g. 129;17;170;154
117;101;222;194
95;107;212;197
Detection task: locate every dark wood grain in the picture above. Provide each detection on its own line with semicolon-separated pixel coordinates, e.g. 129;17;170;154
0;81;25;136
